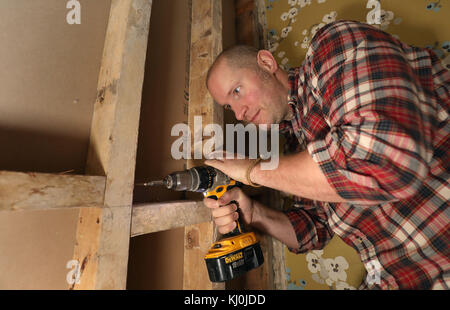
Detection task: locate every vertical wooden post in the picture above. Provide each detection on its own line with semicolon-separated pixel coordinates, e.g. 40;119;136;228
230;0;287;290
71;0;152;289
183;0;224;290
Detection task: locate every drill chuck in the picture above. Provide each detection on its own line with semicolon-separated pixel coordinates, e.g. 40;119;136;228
164;166;230;193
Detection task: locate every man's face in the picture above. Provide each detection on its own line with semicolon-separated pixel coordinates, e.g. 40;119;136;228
207;59;288;125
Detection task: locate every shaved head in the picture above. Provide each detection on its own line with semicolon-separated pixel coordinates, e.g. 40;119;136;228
206;45;291;125
206;45;269;90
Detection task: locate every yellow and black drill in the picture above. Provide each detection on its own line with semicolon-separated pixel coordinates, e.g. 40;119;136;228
136;166;264;282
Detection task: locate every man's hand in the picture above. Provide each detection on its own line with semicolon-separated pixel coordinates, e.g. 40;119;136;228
204;155;255;186
203;187;254;234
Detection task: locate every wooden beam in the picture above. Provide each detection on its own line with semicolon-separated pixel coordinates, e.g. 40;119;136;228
70;0;152;290
254;0;287;289
228;0;286;290
184;0;223;290
234;0;267;49
255;0;268;49
0;171;105;211
130;201;211;237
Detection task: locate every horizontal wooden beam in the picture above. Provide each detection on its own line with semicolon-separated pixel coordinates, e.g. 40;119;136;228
130;201;211;237
0;170;105;211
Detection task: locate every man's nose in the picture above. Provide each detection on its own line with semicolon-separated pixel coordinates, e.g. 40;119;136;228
234;105;246;121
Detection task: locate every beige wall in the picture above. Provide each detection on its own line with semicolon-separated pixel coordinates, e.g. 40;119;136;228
0;0;111;174
0;0;111;289
126;0;191;290
0;0;237;290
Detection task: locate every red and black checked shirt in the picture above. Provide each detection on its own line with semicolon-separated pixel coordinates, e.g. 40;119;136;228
279;20;449;289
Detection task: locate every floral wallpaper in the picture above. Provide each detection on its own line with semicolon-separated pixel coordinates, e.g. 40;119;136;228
266;0;450;70
264;0;449;290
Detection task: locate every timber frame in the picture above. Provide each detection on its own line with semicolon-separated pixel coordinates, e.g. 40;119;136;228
0;0;286;289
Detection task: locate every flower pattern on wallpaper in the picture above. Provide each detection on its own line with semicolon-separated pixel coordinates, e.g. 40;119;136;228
265;0;449;69
306;250;356;290
426;0;442;12
286;267;308;290
268;0;335;69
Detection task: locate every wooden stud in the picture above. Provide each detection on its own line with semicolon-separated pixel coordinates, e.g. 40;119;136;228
0;171;105;211
183;0;224;290
229;0;286;290
70;0;152;290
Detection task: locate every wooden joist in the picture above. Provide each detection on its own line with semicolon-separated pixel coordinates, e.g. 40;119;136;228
70;0;152;290
184;0;224;290
0;170;105;211
130;201;211;237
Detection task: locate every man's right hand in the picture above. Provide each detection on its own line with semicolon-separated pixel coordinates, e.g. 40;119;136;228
203;187;254;234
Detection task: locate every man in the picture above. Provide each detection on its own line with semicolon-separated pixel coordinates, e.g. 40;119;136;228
203;20;449;289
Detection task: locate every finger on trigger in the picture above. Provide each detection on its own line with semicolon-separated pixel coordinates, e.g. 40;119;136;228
224;185;241;199
218;190;233;205
203;197;220;209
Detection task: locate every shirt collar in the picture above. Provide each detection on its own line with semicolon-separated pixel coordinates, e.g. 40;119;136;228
279;67;302;135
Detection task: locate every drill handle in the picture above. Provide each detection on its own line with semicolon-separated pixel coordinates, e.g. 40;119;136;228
226;200;244;237
205;181;244;237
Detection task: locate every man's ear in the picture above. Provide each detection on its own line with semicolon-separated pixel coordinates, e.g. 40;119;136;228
256;50;278;74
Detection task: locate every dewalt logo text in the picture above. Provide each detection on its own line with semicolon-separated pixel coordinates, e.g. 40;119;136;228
225;251;243;264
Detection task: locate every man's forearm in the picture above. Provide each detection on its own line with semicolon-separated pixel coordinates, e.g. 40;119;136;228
251;151;346;202
250;199;299;249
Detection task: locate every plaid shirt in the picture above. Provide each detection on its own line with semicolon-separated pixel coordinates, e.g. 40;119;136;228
280;21;449;289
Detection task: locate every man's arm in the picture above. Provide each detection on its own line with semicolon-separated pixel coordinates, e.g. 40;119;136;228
250;150;346;203
205;150;349;203
250;199;299;249
203;186;334;252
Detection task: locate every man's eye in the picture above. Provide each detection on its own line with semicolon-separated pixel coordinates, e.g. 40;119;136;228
224;104;232;111
233;86;241;95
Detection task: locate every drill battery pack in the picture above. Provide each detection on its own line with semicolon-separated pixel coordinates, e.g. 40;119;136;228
204;232;264;282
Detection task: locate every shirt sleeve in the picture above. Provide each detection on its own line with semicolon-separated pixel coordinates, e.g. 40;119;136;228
283;200;334;254
305;21;435;203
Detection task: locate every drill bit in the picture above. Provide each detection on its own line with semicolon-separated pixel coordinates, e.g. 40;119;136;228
135;180;165;187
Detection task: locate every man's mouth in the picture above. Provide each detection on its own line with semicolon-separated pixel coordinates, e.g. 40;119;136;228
248;110;260;123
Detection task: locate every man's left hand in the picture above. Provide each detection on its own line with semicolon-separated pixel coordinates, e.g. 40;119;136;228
204;154;254;185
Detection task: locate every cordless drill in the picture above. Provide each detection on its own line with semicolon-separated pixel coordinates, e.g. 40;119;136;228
136;166;264;282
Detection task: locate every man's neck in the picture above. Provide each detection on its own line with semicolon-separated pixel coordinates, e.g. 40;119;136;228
274;68;290;93
274;69;294;122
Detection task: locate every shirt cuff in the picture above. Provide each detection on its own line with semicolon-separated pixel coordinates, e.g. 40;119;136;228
283;209;317;254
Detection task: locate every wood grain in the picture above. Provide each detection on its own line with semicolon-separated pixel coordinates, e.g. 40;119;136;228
71;0;152;290
0;171;105;211
131;201;212;237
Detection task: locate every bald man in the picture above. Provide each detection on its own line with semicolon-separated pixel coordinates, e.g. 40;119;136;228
203;20;449;289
